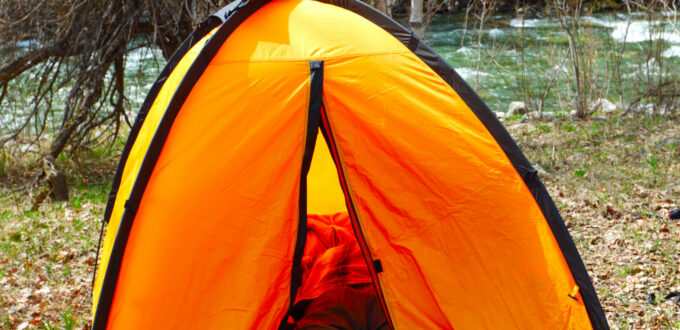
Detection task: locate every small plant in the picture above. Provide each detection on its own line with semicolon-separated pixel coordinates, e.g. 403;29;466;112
646;155;659;176
72;219;85;231
574;170;586;177
39;320;57;330
0;210;11;222
9;232;22;242
614;266;631;277
0;150;6;177
23;210;40;219
70;197;83;210
60;309;75;330
507;114;523;121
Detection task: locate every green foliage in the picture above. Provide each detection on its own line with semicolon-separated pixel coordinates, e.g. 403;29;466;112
8;232;22;243
0;150;6;178
60;309;76;330
69;197;83;210
39;320;57;330
0;210;11;222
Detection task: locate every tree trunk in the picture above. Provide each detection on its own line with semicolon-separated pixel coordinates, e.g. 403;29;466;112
410;0;424;38
374;0;389;15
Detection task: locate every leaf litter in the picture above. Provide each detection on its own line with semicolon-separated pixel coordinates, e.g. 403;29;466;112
0;116;678;328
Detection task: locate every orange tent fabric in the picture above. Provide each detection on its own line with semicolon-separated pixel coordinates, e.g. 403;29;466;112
91;0;609;329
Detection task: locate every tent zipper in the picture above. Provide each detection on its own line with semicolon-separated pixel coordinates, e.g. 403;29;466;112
319;106;395;330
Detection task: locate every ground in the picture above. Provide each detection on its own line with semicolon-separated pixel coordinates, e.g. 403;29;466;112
0;116;678;329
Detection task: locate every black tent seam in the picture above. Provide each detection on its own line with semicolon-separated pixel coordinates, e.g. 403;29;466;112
278;60;324;330
91;1;270;328
318;0;608;328
318;105;395;329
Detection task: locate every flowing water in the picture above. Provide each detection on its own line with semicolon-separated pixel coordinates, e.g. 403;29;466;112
2;11;680;134
426;11;680;112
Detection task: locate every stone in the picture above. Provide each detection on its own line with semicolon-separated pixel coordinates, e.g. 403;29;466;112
521;111;554;122
522;111;542;121
590;98;617;114
494;111;506;120
507;101;527;116
542;112;556;120
656;137;680;148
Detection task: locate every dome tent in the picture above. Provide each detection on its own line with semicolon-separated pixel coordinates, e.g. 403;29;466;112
91;0;609;328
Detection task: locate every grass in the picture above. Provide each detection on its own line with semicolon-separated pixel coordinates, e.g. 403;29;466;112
0;142;115;329
0;116;678;328
512;116;680;328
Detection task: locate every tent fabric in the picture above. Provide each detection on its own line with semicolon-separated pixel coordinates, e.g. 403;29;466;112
92;0;609;329
92;25;220;314
320;1;606;326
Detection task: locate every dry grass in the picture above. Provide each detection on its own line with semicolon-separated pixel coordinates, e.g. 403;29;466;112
511;116;680;328
0;116;678;329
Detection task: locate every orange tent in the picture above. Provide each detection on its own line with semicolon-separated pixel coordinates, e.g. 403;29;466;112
91;0;609;328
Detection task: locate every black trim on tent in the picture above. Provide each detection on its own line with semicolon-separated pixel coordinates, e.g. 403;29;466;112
102;16;222;224
91;0;272;328
319;106;394;330
320;0;608;328
91;12;222;296
279;60;324;330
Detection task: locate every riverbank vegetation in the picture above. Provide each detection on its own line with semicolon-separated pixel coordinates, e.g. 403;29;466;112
2;0;680;191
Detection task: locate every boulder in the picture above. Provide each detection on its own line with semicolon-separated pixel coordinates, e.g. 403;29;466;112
590;98;617;114
507;101;527;116
521;111;554;121
522;111;542;121
542;112;556;120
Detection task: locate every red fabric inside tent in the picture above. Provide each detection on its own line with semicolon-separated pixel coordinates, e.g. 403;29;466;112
296;213;373;303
